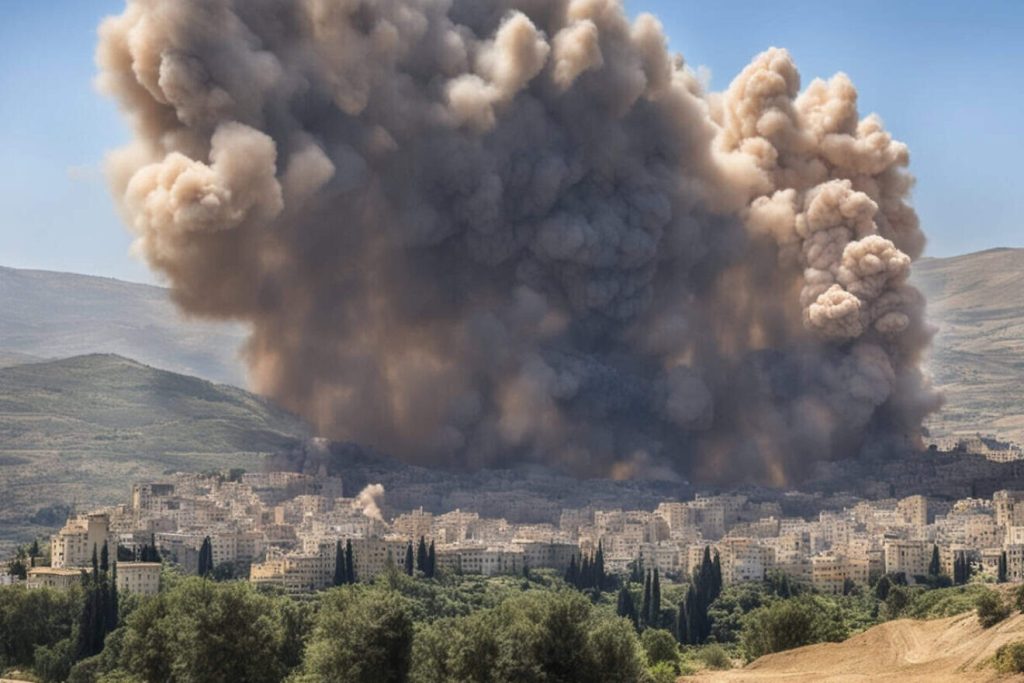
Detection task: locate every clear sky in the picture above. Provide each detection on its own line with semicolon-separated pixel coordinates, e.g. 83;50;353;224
0;1;1020;283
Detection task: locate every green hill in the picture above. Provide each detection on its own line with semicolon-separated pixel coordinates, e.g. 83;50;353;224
0;354;308;552
911;248;1024;445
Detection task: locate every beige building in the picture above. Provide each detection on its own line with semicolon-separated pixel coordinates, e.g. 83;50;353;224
27;567;83;591
883;539;932;579
51;513;110;569
117;562;162;595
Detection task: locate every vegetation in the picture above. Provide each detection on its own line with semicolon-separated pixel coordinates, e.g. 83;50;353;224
0;355;308;554
975;590;1011;628
5;557;1020;681
993;641;1024;674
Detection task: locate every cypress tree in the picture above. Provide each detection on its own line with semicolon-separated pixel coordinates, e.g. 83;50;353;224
345;539;355;583
404;543;415;576
100;541;110;574
780;573;792;598
333;541;346;586
999;551;1008;583
617;585;638;629
684;584;700;645
711;551;723;600
641;570;652;629
109;562;119;630
595;542;605;590
91;545;99;583
427;540;436;578
676;599;689;644
698;546;714;606
928;545;940;577
566;554;579;587
650;568;661;628
416;537;428;573
198;536;214;577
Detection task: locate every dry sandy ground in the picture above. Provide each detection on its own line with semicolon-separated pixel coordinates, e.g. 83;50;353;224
686;612;1024;682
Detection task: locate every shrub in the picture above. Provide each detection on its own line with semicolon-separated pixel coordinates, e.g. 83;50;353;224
994;641;1024;673
741;599;819;659
976;591;1010;628
1014;585;1024;613
697;643;732;670
905;584;991;619
640;628;679;670
645;661;678;683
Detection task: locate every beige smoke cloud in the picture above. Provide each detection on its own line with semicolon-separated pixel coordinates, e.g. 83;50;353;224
98;0;940;485
354;484;385;523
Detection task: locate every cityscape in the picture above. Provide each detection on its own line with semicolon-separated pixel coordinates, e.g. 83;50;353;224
13;467;1024;599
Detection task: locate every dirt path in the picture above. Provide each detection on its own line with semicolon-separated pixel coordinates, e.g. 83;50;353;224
686;612;1024;682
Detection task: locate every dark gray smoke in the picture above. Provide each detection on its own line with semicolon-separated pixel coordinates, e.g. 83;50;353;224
97;0;941;484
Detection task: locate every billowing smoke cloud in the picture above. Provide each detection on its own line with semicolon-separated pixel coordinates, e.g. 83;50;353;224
354;483;385;522
97;0;940;485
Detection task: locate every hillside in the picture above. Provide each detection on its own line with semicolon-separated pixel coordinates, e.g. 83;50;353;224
688;611;1024;682
0;354;308;552
911;248;1024;445
0;266;247;385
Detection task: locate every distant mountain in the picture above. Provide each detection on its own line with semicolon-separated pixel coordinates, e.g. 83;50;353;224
0;354;308;553
911;248;1024;445
0;266;248;385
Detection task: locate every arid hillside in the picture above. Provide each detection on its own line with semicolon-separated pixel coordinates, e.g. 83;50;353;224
688;610;1024;682
911;248;1024;445
0;265;248;385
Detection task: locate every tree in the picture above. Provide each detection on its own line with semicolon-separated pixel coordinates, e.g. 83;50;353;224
712;551;723;600
404;543;415;576
617;585;638;630
650;568;662;628
587;616;646;682
416;537;428;575
427;540;436;579
741;598;831;658
999;551;1009;583
640;629;679;671
345;539;356;584
333;541;347;586
874;575;892;601
594;542;606;590
302;587;414;682
198;537;214;578
120;578;291;683
928;545;940;577
100;542;110;574
675;599;688;645
29;539;40;567
977;591;1011;628
565;554;579;587
641;570;652;629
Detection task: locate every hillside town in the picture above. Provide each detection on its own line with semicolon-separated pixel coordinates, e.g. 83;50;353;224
8;470;1024;597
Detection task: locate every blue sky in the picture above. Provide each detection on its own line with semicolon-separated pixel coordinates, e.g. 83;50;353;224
0;1;1020;283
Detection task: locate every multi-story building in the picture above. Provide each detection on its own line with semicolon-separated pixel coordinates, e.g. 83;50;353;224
117;562;162;595
883;539;931;579
51;513;110;569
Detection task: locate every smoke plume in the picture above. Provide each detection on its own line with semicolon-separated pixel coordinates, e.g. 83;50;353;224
354;483;385;522
98;0;940;485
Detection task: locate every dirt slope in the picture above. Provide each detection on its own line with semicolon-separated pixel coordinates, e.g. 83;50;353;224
687;611;1024;682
